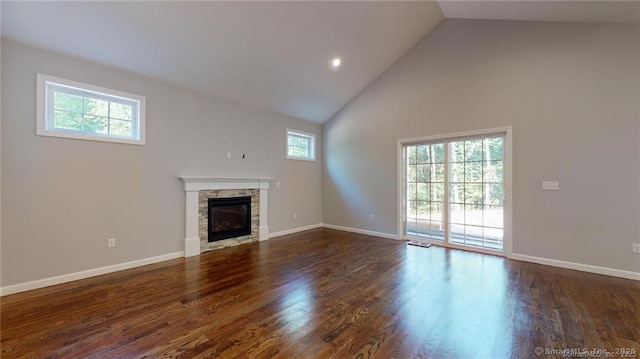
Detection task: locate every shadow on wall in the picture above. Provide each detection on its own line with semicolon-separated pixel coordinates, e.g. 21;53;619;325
324;138;377;228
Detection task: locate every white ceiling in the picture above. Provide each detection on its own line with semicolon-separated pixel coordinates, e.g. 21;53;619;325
1;1;443;123
2;1;638;124
439;0;640;24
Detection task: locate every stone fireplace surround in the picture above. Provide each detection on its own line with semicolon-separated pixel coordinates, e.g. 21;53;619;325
179;177;272;257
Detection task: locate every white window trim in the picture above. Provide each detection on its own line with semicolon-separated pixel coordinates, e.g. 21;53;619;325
36;73;146;145
396;126;513;258
286;129;316;161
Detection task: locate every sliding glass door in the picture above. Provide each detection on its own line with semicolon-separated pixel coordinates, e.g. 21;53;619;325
403;133;505;252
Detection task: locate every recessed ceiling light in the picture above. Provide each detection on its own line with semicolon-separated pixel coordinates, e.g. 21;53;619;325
329;57;342;71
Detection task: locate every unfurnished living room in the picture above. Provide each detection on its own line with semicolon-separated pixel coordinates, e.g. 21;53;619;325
0;1;639;358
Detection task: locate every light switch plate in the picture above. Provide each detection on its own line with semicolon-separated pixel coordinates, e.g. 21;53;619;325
542;181;559;191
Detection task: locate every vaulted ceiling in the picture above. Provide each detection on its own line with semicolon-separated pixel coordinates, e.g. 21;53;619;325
2;1;638;123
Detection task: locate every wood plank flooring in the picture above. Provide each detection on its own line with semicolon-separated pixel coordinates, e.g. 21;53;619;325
1;228;639;358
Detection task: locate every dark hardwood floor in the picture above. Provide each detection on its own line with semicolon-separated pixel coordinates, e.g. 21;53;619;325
1;228;639;358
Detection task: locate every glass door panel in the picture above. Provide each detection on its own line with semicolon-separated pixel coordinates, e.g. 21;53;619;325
448;136;504;251
404;143;445;241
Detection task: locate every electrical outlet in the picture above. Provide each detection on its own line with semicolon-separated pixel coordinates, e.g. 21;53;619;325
276;181;281;188
293;212;297;219
370;214;375;222
226;152;232;159
633;243;640;254
542;181;559;191
107;238;116;248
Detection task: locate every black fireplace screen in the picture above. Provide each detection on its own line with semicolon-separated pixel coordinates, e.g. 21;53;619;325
208;196;251;242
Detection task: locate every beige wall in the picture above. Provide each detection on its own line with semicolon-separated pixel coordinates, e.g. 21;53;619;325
0;6;3;286
1;39;322;286
323;20;640;273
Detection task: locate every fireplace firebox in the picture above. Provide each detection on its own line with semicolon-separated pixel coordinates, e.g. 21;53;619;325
208;196;251;242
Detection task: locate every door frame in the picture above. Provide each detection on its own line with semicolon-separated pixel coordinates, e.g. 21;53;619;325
396;126;513;257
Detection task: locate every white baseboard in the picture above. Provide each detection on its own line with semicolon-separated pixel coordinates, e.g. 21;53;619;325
509;253;640;281
322;223;399;240
269;223;324;238
0;251;184;296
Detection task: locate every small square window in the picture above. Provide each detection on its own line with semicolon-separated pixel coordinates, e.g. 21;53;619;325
37;74;146;145
287;129;315;161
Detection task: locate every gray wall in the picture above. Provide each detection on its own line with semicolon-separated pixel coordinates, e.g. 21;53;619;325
1;39;322;286
0;6;3;285
323;20;640;273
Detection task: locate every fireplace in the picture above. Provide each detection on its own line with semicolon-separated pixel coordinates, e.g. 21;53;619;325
180;176;270;256
208;196;251;242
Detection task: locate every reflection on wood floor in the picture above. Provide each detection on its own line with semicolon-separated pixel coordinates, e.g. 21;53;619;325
1;228;639;358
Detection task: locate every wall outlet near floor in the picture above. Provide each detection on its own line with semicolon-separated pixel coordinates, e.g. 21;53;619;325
107;238;116;248
293;212;297;219
542;181;559;191
633;243;640;254
370;214;375;222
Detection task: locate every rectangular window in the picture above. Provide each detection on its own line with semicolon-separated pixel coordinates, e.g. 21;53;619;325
403;132;506;253
37;74;146;145
287;129;315;161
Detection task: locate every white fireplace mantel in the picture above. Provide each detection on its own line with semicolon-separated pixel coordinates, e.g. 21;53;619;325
179;176;273;257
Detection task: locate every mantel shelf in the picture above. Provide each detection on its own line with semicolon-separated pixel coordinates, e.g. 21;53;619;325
179;176;272;192
179;176;273;183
